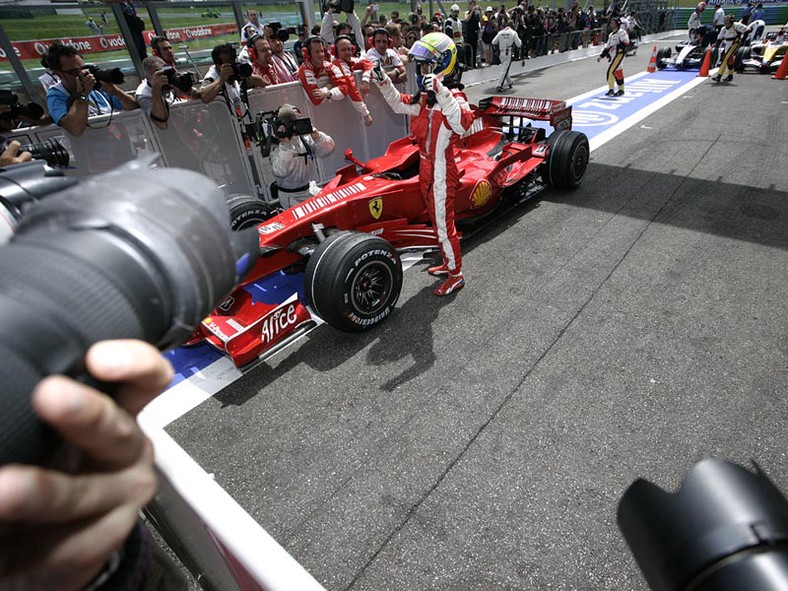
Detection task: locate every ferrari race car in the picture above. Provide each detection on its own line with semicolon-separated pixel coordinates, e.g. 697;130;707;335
187;96;590;368
734;31;788;73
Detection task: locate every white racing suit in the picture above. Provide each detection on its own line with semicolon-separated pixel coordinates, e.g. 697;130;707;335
716;21;749;79
492;26;522;90
271;132;335;209
373;74;475;277
603;28;630;92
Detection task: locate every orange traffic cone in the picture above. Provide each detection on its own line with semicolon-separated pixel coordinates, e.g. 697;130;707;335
773;49;788;80
647;45;658;72
698;47;712;77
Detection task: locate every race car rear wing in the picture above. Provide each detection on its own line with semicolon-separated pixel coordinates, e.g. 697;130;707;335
477;96;573;131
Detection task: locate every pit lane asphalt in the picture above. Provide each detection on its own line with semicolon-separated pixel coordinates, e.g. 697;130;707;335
166;42;788;590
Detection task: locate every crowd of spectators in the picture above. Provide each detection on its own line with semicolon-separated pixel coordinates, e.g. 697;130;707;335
10;1;659;139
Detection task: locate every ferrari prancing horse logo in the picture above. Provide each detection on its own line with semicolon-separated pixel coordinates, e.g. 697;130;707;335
369;197;383;219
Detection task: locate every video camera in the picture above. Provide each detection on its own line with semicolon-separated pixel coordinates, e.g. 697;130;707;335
253;109;313;157
161;66;194;93
85;63;125;86
268;22;292;42
324;0;355;14
0;90;45;122
0;161;259;466
618;458;788;590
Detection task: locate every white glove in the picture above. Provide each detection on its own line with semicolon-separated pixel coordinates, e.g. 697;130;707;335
421;73;444;94
371;62;386;85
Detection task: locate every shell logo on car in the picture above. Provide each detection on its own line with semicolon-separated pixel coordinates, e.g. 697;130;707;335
470;179;493;209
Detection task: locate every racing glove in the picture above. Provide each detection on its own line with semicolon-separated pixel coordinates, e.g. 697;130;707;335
421;73;445;94
371;62;387;85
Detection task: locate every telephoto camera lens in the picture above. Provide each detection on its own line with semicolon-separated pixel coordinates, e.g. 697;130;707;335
0;166;259;466
19;138;70;168
618;459;788;591
86;64;125;85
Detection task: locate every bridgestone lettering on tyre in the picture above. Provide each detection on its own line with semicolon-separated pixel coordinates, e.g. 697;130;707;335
541;130;590;190
304;231;403;332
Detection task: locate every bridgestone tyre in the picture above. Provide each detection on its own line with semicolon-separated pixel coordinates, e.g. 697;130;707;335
733;46;748;72
227;195;272;231
304;231;403;333
541;130;590;190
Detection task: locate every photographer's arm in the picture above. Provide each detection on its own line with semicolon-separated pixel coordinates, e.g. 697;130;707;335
56;71;95;136
200;64;233;104
0;340;172;591
320;10;336;44
105;83;139;111
149;70;169;130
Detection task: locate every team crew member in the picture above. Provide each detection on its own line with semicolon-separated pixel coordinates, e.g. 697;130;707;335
688;2;706;42
247;35;281;87
713;15;751;82
597;16;629;96
371;33;475;296
271;104;335;209
366;29;408;84
297;36;349;105
492;19;521;91
331;35;374;126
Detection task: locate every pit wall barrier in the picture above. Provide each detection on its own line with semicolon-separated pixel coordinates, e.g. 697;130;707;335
4;72;411;207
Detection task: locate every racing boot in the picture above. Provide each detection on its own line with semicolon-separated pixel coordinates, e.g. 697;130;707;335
723;74;733;82
614;89;625;96
711;74;721;81
427;262;449;276
434;273;465;296
604;89;615;96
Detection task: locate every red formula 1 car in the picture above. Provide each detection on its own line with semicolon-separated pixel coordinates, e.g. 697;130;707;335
188;96;590;368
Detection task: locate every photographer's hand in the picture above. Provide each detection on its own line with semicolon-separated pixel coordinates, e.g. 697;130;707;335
219;63;234;84
0;340;172;591
151;69;168;94
78;70;96;95
0;140;32;166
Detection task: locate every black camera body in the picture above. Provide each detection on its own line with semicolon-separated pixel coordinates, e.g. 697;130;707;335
0;90;44;122
325;0;355;13
85;64;125;86
254;110;313;157
161;67;194;93
230;60;253;82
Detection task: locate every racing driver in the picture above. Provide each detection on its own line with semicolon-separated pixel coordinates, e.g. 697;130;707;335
371;32;475;296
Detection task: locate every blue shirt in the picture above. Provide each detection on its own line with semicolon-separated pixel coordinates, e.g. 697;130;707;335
46;81;123;126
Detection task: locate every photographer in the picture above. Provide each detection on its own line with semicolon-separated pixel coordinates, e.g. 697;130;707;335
45;42;138;136
0;97;51;132
271;104;335;209
0;339;188;590
135;57;182;130
199;44;245;109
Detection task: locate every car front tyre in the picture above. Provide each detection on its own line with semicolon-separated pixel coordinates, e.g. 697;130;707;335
305;231;403;332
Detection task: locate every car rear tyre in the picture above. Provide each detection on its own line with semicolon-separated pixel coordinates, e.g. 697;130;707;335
305;231;403;333
733;46;748;72
228;195;273;231
541;131;590;190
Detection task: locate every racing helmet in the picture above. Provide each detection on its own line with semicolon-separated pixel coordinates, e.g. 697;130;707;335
697;1;706;11
408;32;457;89
450;3;460;16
